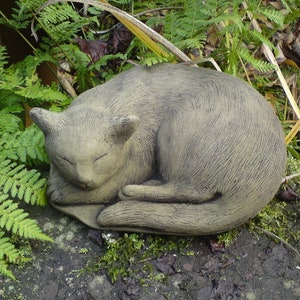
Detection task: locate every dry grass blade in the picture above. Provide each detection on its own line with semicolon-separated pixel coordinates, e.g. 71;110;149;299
285;119;300;145
98;0;169;59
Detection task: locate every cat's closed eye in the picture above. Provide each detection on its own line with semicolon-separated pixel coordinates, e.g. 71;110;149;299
94;153;108;162
60;156;74;165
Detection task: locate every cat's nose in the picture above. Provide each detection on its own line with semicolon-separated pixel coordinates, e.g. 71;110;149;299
77;180;96;191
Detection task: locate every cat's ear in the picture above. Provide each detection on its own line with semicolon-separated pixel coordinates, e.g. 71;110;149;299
110;115;140;142
30;107;62;135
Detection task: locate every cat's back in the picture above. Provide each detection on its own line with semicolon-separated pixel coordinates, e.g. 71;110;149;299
69;64;253;113
69;64;280;137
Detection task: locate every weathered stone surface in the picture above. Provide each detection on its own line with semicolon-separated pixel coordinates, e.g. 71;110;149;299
30;63;286;235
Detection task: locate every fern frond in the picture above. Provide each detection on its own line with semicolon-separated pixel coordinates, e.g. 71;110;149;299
280;0;292;12
0;159;47;206
258;7;284;27
238;47;276;72
175;36;206;51
0;46;9;72
0;229;20;265
0;125;48;166
0;110;23;133
4;0;45;30
143;55;169;66
0;90;24;113
0;197;52;242
0;258;15;280
14;74;71;104
248;30;277;52
38;3;98;43
18;0;45;10
0;68;25;91
0;55;71;108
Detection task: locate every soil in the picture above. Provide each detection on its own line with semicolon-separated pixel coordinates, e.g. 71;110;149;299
0;204;299;300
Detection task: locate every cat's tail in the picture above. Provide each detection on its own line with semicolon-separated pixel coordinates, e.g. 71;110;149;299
97;197;263;235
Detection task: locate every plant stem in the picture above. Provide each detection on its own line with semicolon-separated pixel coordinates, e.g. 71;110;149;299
0;10;36;52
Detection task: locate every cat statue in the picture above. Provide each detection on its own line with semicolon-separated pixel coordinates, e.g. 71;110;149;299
30;63;286;235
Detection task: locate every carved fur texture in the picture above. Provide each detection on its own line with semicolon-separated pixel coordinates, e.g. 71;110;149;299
30;63;286;235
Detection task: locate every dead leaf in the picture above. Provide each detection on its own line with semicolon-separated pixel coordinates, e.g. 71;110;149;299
277;186;300;201
109;24;133;54
57;68;77;98
281;44;300;68
75;37;109;63
209;239;225;253
75;25;132;64
156;253;177;275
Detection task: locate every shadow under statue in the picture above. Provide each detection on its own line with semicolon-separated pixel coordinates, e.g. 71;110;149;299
30;63;286;235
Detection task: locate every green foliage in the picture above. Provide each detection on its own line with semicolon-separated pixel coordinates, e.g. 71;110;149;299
38;3;99;43
99;233;144;282
128;0;295;74
248;200;300;243
0;46;61;278
0;127;48;166
0;160;47;205
237;47;275;73
0;59;71;107
0;110;22;133
0;195;52;241
79;233;191;283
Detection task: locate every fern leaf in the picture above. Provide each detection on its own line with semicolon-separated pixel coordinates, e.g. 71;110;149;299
258;7;284;27
14;74;71;104
3;178;14;195
0;198;53;242
238;47;276;72
0;126;49;166
0;46;9;74
0;258;15;280
0;110;23;133
0;230;20;265
249;30;277;52
0;199;24;230
0;228;32;279
38;2;98;44
0;159;47;206
16;219;53;241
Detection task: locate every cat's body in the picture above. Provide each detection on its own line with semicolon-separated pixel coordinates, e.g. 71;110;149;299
30;63;286;235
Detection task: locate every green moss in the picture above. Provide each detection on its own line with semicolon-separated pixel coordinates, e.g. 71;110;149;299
249;200;300;243
79;233;191;283
217;229;240;247
216;198;299;248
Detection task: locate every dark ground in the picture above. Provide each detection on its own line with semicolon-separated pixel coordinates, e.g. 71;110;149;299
0;204;299;300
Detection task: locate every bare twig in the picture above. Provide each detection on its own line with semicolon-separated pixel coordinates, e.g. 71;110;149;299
254;226;300;262
282;172;300;183
180;58;222;72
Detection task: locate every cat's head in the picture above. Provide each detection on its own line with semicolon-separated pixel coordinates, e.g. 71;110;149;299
30;106;140;190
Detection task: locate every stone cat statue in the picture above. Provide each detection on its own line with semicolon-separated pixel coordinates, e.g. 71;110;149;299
30;63;286;235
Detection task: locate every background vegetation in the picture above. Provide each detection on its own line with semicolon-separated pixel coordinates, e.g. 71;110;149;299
0;0;299;279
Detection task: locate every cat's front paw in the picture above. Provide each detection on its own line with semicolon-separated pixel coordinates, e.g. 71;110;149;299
118;185;141;200
47;182;64;203
47;175;73;203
